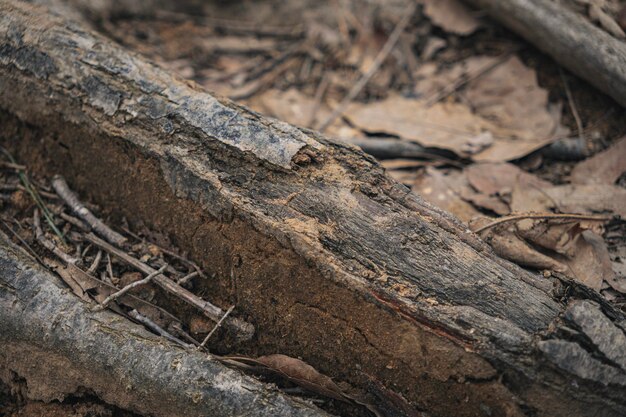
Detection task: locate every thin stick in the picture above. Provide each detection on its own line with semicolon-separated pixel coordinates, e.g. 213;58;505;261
177;271;200;285
33;208;79;264
127;309;190;348
316;1;417;132
84;233;254;340
473;212;611;234
52;175;127;247
87;249;102;274
559;68;584;139
96;265;167;310
60;212;90;231
424;49;518;106
0;218;43;264
122;226;205;278
200;305;235;348
306;73;329;128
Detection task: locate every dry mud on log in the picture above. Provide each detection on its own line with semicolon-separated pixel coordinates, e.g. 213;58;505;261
0;234;330;417
1;1;626;416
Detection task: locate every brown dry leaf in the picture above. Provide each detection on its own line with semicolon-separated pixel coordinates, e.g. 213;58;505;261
414;167;481;222
419;0;482;35
413;56;498;99
349;57;567;161
464;162;552;214
464;56;569;161
570;136;626;185
469;217;568;272
557;230;614;291
544;185;626;217
254;354;348;402
466;162;552;196
345;95;497;158
472;217;612;290
251;88;355;137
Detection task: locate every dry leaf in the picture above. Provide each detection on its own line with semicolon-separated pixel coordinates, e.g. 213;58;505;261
545;185;626;217
345;95;497;158
470;217;568;272
471;216;612;290
419;0;482;35
464;56;569;161
413;167;481;222
238;354;348;402
348;57;567;161
466;162;552;197
570;136;626;185
414;56;498;99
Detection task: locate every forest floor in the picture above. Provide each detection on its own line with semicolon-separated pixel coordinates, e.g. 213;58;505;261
1;1;626;416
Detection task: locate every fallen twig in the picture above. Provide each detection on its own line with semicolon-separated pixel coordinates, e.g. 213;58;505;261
200;305;235;348
122;226;205;278
127;309;190;348
559;68;584;139
84;232;254;340
33;208;79;265
87;249;102;274
52;175;127;247
317;1;417;132
473;212;611;234
177;271;200;285
95;264;168;311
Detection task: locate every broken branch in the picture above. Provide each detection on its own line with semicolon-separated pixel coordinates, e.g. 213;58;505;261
52;175;127;247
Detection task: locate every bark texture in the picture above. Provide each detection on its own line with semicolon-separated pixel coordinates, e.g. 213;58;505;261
462;0;626;107
0;233;329;417
0;1;625;416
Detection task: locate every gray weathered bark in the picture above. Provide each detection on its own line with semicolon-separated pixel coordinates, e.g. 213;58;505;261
0;1;625;416
462;0;626;107
0;233;330;417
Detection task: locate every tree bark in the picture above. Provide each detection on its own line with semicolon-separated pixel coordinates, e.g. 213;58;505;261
0;1;625;416
462;0;626;108
0;233;330;417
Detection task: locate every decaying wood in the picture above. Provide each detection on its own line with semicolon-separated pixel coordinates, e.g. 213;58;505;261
1;1;625;416
0;234;329;417
462;0;626;107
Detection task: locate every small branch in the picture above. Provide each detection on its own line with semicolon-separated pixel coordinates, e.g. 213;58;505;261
95;264;167;311
122;226;205;278
84;233;254;340
316;1;417;132
60;212;91;231
127;309;190;348
177;271;200;285
200;305;235;348
33;208;79;265
52;175;127;247
87;250;102;274
559;68;584;139
473;212;611;234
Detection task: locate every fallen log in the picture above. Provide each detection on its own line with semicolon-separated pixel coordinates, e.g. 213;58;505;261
0;233;330;417
1;1;625;416
461;0;626;108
